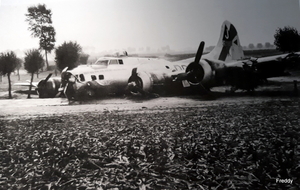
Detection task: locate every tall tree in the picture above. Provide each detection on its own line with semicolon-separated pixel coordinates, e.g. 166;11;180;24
274;26;300;53
55;41;82;71
25;4;55;70
0;51;18;99
24;49;44;98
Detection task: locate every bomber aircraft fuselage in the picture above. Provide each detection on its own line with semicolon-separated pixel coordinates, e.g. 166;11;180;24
61;56;190;101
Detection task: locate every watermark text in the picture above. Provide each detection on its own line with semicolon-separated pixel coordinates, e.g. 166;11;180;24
276;178;293;184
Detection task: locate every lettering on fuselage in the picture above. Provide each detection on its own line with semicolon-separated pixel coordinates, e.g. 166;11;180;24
172;65;187;72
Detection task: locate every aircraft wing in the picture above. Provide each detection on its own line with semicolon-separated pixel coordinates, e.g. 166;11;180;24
219;52;300;92
226;52;300;79
14;81;39;87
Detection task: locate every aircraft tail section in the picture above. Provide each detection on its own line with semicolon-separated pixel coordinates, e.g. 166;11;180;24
205;20;244;62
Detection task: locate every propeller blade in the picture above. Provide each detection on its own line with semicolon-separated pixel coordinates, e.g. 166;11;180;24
194;41;205;64
173;73;188;81
131;68;138;77
37;73;52;89
44;73;52;83
62;67;69;73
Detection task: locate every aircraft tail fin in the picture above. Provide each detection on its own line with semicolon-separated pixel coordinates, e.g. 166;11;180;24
205;20;244;62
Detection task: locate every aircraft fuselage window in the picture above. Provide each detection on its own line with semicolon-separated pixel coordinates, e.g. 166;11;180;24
99;75;104;80
79;74;85;82
118;60;124;65
91;75;96;81
109;60;118;65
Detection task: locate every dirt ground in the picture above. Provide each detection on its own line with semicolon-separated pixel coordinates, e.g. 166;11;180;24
0;69;300;119
0;92;299;119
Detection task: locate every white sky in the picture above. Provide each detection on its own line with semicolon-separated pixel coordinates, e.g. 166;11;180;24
0;0;300;59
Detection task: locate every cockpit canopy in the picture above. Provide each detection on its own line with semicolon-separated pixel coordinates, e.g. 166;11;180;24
94;59;124;66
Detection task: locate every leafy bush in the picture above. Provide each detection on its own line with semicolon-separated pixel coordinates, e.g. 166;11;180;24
55;41;81;71
274;26;300;53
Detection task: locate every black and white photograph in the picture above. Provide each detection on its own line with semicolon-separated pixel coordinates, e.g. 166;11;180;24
0;0;300;189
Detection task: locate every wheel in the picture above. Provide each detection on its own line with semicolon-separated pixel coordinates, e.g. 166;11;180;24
128;77;144;95
86;87;95;98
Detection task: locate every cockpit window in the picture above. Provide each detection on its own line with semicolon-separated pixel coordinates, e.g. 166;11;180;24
91;75;96;81
109;59;118;65
94;60;109;66
118;59;124;65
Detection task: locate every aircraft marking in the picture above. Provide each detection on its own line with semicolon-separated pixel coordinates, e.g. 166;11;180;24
224;26;230;39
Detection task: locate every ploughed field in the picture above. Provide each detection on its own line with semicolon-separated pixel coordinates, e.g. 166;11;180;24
1;99;300;190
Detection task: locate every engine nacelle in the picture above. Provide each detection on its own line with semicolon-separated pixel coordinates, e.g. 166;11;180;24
186;60;215;86
127;68;153;95
76;81;108;100
36;78;61;98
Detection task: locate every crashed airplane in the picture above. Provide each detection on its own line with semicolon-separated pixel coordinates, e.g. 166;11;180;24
16;20;299;100
60;20;244;101
59;20;299;101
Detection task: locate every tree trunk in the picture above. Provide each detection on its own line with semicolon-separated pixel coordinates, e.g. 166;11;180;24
45;50;49;70
17;69;20;81
28;73;34;99
8;73;12;99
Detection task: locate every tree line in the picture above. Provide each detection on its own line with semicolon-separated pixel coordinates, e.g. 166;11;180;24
0;4;300;99
24;4;89;71
0;4;87;99
246;26;300;51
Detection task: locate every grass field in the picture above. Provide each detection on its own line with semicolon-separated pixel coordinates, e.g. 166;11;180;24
0;100;299;189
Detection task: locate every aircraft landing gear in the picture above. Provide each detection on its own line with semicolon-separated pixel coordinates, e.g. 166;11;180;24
126;79;159;99
86;87;95;98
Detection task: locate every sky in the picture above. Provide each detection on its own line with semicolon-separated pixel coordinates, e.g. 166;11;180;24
0;0;300;60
